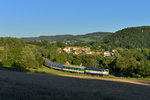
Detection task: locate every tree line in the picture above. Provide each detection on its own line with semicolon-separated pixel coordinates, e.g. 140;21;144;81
1;26;150;78
0;37;43;69
27;39;150;77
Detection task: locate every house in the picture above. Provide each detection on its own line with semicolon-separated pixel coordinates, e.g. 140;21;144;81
63;47;71;53
91;51;95;54
71;47;79;50
112;49;117;53
80;47;90;51
104;51;111;57
57;48;62;53
63;47;79;53
85;51;95;54
74;50;82;55
85;51;91;54
65;61;70;65
96;52;101;54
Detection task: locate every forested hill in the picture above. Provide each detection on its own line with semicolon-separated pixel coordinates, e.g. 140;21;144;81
102;26;150;49
21;32;112;42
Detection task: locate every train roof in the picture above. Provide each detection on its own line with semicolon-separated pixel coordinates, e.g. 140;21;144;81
63;64;86;69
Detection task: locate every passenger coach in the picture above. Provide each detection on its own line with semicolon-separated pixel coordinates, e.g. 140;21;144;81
43;59;109;76
63;64;85;73
44;60;63;70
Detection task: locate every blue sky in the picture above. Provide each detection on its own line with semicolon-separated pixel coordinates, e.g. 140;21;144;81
0;0;150;37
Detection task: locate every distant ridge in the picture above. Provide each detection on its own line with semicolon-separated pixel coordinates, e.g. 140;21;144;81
21;32;112;42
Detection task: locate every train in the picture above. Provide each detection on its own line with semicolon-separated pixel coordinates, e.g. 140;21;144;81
43;59;109;76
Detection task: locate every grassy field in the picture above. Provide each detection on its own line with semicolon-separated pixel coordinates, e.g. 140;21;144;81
0;63;150;82
0;65;150;100
0;47;3;62
0;46;4;51
0;70;150;100
27;66;150;81
1;64;150;81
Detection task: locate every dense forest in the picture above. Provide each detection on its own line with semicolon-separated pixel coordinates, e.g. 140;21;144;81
101;26;150;49
21;32;112;43
0;38;43;69
0;26;150;78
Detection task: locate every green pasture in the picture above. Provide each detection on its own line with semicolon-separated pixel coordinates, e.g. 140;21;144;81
28;66;150;81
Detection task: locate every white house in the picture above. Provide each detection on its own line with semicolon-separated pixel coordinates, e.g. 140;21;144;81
104;51;111;57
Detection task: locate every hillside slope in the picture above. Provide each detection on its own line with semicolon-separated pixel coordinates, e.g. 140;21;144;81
21;32;112;42
102;26;150;49
0;70;150;100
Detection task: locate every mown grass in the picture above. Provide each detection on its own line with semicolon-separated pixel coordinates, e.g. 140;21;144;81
0;59;149;81
28;66;95;77
0;47;3;62
0;66;150;100
0;46;4;51
0;66;29;72
27;66;150;81
0;70;132;100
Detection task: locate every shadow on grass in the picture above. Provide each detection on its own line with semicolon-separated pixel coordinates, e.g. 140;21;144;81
0;62;29;72
0;70;149;100
34;70;46;74
0;62;3;67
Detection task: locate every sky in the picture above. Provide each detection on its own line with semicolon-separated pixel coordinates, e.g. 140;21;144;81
0;0;150;37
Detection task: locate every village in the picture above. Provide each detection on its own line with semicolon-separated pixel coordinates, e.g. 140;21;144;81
57;46;117;57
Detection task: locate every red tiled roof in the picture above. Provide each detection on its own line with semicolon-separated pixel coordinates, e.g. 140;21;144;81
96;52;100;54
